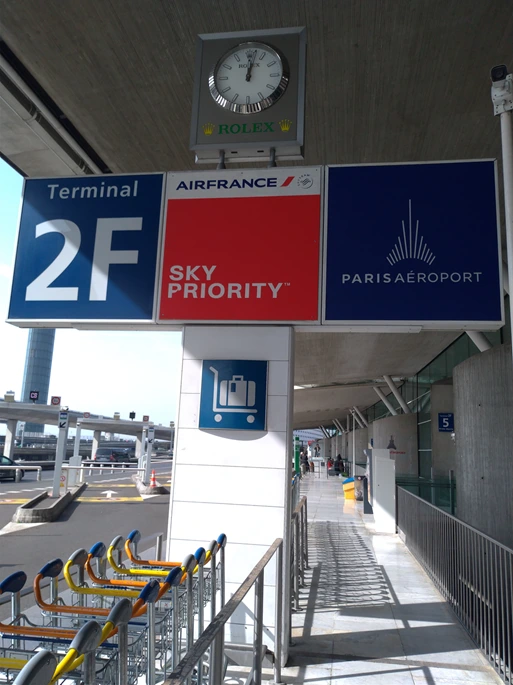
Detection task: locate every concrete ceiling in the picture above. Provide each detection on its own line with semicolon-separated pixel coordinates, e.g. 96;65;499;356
0;0;510;428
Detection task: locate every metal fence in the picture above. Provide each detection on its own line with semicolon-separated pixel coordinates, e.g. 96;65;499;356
397;486;513;683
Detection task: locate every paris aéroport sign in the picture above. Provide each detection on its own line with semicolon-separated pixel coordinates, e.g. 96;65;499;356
323;160;503;329
7;161;503;331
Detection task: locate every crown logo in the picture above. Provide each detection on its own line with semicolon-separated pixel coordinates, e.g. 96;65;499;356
202;122;215;135
279;119;292;132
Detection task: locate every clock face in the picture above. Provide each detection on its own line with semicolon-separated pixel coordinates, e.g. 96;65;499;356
209;41;289;114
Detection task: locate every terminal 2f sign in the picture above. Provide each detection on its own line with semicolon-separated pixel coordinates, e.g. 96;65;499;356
6;161;503;331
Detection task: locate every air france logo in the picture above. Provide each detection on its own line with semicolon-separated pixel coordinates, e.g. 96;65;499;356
342;200;482;286
175;176;297;191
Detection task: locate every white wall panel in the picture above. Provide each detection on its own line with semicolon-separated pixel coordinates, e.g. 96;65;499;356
168;325;293;651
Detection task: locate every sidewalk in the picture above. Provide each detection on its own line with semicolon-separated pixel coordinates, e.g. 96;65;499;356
281;474;501;685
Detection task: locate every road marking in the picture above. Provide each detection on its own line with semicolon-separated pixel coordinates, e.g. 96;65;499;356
77;497;143;502
0;521;45;536
102;490;117;499
87;480;135;488
0;499;29;504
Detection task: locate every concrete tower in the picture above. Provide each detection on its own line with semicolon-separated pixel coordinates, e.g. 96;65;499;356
20;329;56;434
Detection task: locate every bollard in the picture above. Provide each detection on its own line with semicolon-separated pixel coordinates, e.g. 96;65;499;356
36;468;41;482
15;469;21;483
155;533;163;561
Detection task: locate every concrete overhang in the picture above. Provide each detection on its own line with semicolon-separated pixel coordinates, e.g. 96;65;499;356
0;1;508;429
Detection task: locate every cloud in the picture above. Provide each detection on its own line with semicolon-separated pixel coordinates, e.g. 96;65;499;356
0;264;12;280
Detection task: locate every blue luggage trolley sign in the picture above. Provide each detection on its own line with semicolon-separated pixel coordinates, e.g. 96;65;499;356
199;360;268;431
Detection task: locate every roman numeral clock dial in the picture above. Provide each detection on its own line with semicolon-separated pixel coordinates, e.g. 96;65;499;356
209;41;289;113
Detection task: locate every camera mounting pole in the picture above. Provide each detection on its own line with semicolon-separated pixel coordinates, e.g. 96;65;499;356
491;65;513;366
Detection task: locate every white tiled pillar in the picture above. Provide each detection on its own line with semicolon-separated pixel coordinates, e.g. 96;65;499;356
3;420;17;459
167;326;294;655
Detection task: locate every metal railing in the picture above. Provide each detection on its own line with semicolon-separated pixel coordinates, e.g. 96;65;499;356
0;465;42;481
62;463;146;482
290;496;308;613
397;486;513;683
166;538;284;685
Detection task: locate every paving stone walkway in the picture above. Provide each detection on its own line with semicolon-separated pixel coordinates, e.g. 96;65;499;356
281;474;501;685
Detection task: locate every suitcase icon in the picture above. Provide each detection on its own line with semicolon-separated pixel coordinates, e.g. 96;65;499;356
210;367;258;423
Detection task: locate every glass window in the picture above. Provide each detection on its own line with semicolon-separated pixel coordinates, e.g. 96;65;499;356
418;421;431;451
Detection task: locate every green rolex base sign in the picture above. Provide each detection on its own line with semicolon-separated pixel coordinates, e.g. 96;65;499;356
202;119;292;136
190;28;306;164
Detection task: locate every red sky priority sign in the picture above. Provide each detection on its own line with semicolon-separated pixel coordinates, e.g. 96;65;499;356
158;167;321;323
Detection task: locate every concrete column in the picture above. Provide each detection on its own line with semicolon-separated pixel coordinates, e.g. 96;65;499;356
3;420;17;459
371;414;418;476
167;325;294;659
454;344;513;548
92;430;101;458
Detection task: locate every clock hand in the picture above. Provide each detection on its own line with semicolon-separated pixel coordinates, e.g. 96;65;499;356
246;51;256;82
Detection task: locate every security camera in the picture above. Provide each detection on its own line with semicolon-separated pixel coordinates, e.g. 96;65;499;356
491;64;508;83
491;65;513;116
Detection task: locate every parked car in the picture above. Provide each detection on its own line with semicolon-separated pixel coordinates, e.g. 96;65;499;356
0;456;25;481
121;447;137;463
92;448;130;466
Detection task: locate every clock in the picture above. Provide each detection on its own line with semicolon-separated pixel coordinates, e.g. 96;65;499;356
209;41;289;114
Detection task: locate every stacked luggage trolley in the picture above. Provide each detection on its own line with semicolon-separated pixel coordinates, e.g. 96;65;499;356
0;530;226;685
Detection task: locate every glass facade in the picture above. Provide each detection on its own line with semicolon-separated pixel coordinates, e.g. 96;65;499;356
364;316;507;475
20;329;56;433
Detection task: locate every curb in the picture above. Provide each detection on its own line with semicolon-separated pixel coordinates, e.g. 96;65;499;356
131;474;169;496
12;483;87;523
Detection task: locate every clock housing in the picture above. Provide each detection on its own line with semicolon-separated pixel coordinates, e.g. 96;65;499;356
190;27;306;164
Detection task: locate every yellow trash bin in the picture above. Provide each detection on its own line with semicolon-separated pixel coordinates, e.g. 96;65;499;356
342;477;355;500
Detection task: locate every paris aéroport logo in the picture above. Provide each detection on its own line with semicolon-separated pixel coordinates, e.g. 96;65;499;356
387;200;436;266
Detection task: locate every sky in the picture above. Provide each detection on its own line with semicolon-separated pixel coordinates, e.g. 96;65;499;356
0;159;183;435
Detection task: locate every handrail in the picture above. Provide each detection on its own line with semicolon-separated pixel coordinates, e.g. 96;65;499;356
167;537;283;685
0;465;42;481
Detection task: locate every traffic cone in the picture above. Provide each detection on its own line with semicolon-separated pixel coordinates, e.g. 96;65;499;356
150;470;157;489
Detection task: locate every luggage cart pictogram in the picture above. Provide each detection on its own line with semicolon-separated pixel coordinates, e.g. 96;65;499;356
209;366;258;423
